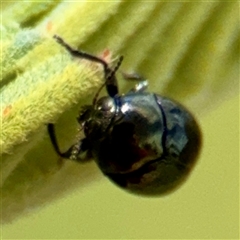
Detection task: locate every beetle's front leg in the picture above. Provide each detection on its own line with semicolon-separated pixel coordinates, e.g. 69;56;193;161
47;124;92;163
121;72;148;93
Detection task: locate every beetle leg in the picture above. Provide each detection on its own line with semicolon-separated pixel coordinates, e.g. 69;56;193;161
130;80;148;93
121;72;145;81
53;34;123;99
121;72;148;93
47;123;91;163
53;35;109;73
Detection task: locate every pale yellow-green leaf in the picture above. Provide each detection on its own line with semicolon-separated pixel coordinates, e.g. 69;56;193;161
0;1;239;223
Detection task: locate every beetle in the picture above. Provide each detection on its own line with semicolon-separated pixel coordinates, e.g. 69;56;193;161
48;35;201;196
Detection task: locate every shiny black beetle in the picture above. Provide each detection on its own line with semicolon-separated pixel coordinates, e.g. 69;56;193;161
48;35;201;196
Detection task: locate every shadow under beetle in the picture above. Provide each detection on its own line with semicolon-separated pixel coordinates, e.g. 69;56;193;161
48;35;201;196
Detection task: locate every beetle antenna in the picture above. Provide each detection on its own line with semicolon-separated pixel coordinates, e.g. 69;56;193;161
104;56;124;98
93;56;124;104
92;82;105;105
106;56;124;81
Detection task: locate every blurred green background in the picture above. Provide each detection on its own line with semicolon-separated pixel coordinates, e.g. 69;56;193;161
1;2;239;239
2;94;239;239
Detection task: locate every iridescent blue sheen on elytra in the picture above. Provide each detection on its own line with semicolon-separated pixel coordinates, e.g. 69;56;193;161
48;35;201;196
84;92;201;195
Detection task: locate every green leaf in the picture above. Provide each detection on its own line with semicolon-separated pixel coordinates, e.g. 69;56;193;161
0;1;239;223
